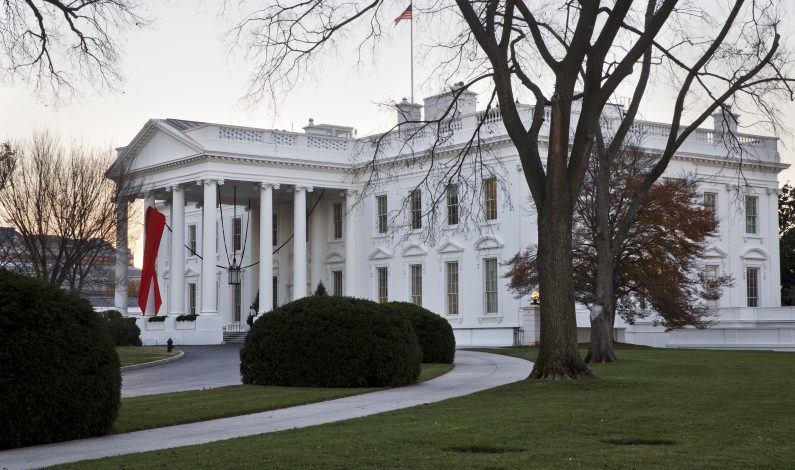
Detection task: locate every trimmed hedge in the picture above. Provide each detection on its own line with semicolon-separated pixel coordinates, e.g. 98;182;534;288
0;270;121;450
101;309;142;346
388;302;456;364
241;296;422;387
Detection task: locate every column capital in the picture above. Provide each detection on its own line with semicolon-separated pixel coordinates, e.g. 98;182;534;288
294;185;313;193
165;184;183;192
346;189;359;197
197;178;224;186
259;182;280;190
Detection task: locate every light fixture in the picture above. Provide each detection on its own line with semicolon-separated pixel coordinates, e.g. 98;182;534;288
228;257;241;285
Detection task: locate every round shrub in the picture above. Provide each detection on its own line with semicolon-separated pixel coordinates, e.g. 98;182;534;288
99;309;142;346
0;270;121;450
388;302;456;364
241;296;422;387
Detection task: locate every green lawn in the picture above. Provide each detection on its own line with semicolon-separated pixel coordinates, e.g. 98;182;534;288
116;346;178;367
113;363;453;434
59;348;795;469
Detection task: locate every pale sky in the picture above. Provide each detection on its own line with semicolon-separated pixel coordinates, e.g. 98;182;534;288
2;0;795;266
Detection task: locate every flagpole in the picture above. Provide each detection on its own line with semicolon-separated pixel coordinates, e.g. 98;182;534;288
410;12;414;103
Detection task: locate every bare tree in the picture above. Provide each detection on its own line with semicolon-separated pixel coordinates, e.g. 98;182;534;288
0;0;147;100
229;0;793;379
0;132;138;296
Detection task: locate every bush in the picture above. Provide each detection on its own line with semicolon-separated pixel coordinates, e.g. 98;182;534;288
0;270;121;449
387;302;456;364
99;309;142;346
241;296;421;387
147;315;166;322
176;313;197;322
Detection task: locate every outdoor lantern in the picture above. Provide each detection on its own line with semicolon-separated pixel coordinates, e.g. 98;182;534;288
228;258;241;285
531;291;540;305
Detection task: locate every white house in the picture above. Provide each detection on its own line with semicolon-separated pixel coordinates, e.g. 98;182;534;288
109;87;795;350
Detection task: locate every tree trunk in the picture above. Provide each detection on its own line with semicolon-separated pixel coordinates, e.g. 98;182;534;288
530;209;594;379
586;307;617;363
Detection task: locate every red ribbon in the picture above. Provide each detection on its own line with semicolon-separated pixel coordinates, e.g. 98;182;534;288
138;206;166;315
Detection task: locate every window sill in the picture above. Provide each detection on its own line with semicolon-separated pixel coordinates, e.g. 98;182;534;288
477;315;503;324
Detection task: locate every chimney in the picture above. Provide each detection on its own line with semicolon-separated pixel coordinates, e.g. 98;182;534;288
396;98;422;126
712;105;739;134
423;81;477;121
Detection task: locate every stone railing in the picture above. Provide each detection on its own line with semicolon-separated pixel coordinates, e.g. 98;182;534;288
217;126;352;153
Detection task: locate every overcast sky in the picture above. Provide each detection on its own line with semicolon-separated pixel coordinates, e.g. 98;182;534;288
3;1;795;266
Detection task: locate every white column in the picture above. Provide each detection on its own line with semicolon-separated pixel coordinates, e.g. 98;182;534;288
114;194;129;314
259;183;278;314
344;189;358;297
200;178;222;315
310;192;327;292
169;185;186;315
293;185;312;299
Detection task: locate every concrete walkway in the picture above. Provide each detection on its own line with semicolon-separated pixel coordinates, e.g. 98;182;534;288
0;350;532;469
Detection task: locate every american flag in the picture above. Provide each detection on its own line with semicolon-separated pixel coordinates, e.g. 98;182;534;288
394;4;412;25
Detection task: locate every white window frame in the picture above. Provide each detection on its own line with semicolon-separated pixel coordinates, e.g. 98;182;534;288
746;266;760;307
446;261;459;315
446;184;459;226
188;224;197;255
409;263;423;306
333;203;343;239
745;195;758;234
376;266;389;303
703;192;717;221
332;269;343;296
233;217;242;252
272;213;279;247
187;282;197;315
410;190;422;230
483;177;497;221
483;257;499;314
376;195;388;235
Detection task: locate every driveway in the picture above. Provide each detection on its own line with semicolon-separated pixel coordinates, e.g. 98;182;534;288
122;344;243;397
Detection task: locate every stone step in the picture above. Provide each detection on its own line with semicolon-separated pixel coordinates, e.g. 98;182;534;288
223;332;248;343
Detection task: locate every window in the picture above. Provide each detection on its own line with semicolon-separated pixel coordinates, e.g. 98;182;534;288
234;283;242;322
272;276;278;310
377;267;388;303
703;192;717;220
483;177;497;220
332;270;343;296
376;195;388;234
410;264;422;306
705;266;718;308
446;261;459;315
410;190;422;229
272;214;278;246
188;283;197;315
484;258;498;313
447;184;459;225
745;196;758;234
188;224;197;254
746;267;759;307
333;203;343;239
233;217;242;251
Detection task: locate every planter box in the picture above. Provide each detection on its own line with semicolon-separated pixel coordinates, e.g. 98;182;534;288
175;320;196;330
146;321;165;331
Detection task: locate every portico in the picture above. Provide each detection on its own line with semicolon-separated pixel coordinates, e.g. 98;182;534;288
110;118;359;343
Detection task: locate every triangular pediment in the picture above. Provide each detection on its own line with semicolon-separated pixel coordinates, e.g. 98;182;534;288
110;120;204;176
326;252;344;264
437;240;464;254
474;236;503;251
368;247;393;260
185;266;200;277
401;244;428;257
704;246;728;258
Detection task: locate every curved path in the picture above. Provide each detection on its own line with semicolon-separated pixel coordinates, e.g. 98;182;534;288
0;350;532;469
122;345;243;397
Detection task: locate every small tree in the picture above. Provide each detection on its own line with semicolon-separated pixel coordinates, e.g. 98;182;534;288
505;168;732;356
314;282;328;296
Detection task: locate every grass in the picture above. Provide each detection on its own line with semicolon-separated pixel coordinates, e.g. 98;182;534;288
113;363;454;434
59;348;795;469
116;346;178;367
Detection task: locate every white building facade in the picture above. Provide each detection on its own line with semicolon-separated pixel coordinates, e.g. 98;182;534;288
110;89;795;350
